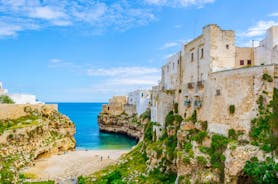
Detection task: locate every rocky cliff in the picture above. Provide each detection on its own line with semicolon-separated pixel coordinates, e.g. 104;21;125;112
98;111;150;140
0;105;75;183
82;88;277;184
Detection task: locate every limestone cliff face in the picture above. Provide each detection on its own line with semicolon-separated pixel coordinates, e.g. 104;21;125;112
0;105;75;181
98;113;146;140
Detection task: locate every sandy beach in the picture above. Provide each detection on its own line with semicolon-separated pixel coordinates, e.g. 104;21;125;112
22;150;128;182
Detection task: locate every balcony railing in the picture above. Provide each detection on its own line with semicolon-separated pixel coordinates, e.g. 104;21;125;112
184;99;191;107
194;100;202;108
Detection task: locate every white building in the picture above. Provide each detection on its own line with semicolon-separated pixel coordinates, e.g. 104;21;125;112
255;26;278;65
8;94;43;104
0;82;8;96
127;90;151;116
161;52;181;90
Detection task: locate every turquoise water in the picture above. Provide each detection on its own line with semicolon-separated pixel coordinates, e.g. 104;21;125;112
56;103;137;150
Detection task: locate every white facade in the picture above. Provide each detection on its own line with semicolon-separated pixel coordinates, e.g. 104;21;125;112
255;26;278;65
127;90;151;116
8;94;42;104
161;52;181;90
0;81;8;96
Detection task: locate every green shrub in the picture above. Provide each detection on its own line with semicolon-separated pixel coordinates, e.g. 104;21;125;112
184;142;193;153
144;122;154;141
262;73;273;82
191;110;197;124
174;115;183;125
192;131;207;144
140;109;151;120
199;146;209;154
229;105;235;114
228;129;237;140
165;111;175;126
209;134;229;182
0;95;14;104
165;135;178;159
243;157;278;184
201;121;208;130
183;156;191;164
196;156;207;166
250;88;278;153
174;103;179;113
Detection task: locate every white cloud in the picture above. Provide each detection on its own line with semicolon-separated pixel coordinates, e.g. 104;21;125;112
160;42;179;50
144;0;215;7
0;0;215;38
268;12;278;17
87;67;160;77
49;59;62;63
0;16;40;37
241;20;278;37
29;6;67;20
0;0;156;38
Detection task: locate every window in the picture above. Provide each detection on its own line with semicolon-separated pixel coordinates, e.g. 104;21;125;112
200;48;204;58
167;65;169;72
173;62;175;69
191;53;194;61
216;89;221;96
108;106;110;111
247;60;252;65
240;60;244;65
226;44;229;49
177;59;179;65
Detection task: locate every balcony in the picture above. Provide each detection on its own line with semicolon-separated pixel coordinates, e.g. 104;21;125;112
184;99;191;107
194;100;202;108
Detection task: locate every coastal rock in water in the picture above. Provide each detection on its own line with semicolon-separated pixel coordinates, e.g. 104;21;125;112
98;113;144;140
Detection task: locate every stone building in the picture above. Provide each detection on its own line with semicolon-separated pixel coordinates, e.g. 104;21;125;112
102;96;127;116
161;52;182;90
150;24;278;138
255;26;278;65
127;90;151;116
235;47;254;68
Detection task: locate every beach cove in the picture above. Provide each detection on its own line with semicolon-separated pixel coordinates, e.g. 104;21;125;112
20;103;137;182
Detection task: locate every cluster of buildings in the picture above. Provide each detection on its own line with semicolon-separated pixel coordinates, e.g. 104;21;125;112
102;90;151;117
0;82;42;104
103;24;278;138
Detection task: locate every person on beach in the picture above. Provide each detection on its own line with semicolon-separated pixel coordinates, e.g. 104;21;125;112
101;156;103;161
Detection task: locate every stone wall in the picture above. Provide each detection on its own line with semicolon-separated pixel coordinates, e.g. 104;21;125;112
102;96;127;116
199;64;277;135
124;104;136;116
161;52;181;90
235;47;254;68
0;104;58;120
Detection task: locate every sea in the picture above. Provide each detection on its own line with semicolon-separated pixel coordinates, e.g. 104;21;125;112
52;103;137;150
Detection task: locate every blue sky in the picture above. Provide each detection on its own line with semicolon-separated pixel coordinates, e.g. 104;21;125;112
0;0;278;102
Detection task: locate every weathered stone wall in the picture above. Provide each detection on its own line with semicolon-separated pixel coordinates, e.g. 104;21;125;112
161;52;181;90
235;47;254;68
0;104;58;120
124;104;136;116
102;96;127;116
199;64;276;136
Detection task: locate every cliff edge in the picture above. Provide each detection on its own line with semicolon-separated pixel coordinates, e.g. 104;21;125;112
0;104;76;183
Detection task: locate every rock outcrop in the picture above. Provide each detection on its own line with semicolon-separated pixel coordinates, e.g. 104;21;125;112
0;105;75;182
98;113;145;140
